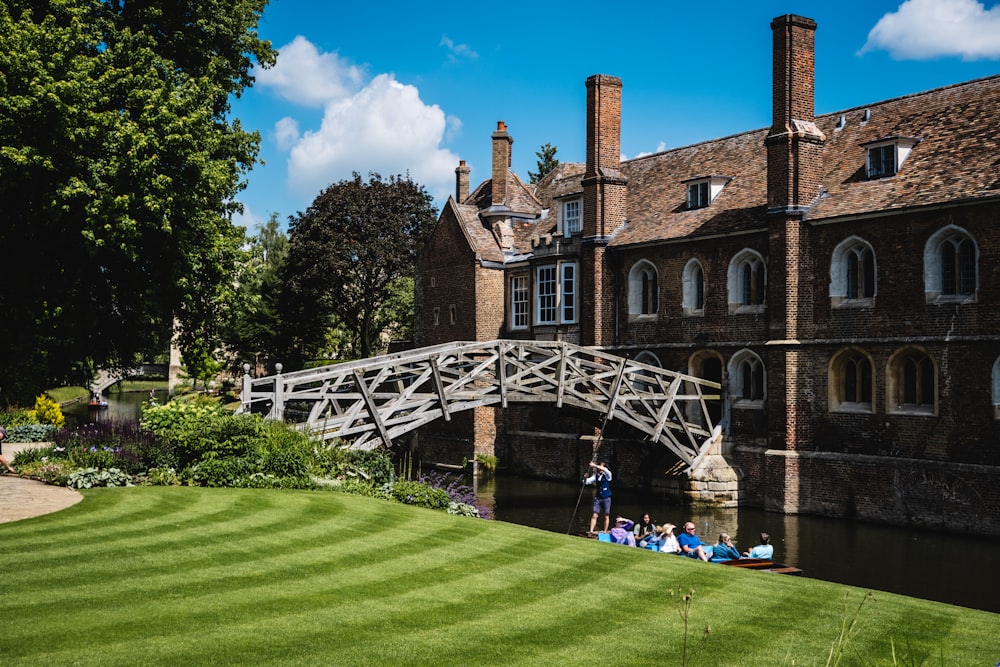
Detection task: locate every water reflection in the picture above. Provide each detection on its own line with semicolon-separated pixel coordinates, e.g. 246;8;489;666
479;474;1000;614
62;389;168;427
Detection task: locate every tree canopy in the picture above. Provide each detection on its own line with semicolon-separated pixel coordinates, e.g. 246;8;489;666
528;143;559;184
281;173;437;361
0;0;275;402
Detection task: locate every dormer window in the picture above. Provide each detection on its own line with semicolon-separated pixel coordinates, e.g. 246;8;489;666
683;175;732;210
562;198;581;234
862;136;920;179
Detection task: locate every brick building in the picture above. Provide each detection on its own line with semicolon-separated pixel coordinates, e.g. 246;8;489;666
415;15;1000;535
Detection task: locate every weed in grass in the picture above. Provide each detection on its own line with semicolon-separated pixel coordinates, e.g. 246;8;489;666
826;589;877;667
671;586;710;666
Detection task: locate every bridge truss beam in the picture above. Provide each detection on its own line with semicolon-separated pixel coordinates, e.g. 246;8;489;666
238;340;722;471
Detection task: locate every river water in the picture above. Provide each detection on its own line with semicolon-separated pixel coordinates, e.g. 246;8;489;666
63;394;998;614
476;475;1000;615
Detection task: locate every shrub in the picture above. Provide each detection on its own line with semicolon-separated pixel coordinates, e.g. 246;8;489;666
141;467;181;486
52;421;174;474
11;444;55;465
311;444;395;485
1;407;39;428
33;394;65;427
16;459;72;485
7;424;57;442
141;398;226;453
390;480;451;510
66;467;132;489
188;456;258;488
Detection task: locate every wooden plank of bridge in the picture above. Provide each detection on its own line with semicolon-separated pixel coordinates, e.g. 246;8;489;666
353;369;393;447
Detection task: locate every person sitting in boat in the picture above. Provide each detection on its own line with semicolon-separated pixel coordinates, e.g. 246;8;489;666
609;517;636;546
677;522;710;561
654;523;681;554
633;512;657;547
743;532;774;559
709;533;741;562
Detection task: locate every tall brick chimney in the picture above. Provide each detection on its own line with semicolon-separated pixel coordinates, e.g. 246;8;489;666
581;74;626;347
491;121;512;207
766;14;824;213
455;160;470;202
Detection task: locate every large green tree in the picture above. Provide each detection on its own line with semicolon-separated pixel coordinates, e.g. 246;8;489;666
528;142;559;184
0;0;274;403
281;173;436;362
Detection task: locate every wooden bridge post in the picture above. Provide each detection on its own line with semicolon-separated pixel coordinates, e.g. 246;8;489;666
270;363;285;421
240;364;253;413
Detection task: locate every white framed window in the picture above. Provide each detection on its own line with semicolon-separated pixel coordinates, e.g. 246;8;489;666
683;175;732;210
627;260;658;318
510;275;529;330
562;199;582;235
729;349;765;408
887;347;936;416
830;236;876;307
535;261;578;325
727;249;766;313
924;225;978;303
449;304;457;325
433;307;440;326
682;259;705;315
863;137;919;180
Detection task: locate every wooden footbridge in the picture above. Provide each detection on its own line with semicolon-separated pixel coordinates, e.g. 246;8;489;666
238;340;722;471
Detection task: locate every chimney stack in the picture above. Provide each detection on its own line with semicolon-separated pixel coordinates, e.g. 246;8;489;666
491;121;512;206
766;14;823;214
585;75;622;180
455;160;470;202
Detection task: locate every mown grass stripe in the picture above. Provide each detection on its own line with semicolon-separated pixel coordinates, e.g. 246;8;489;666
1;487;996;666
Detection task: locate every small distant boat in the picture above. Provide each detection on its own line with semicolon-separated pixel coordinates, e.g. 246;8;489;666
88;395;109;409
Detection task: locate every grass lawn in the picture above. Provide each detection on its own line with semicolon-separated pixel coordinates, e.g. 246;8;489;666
1;487;995;666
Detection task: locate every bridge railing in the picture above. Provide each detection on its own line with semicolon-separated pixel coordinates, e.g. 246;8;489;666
238;340;722;471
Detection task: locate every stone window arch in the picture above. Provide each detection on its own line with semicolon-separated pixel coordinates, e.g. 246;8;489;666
689;349;725;428
628;260;658;318
924;225;978;303
828;347;875;413
728;348;765;408
886;346;937;415
727;249;765;313
682;258;706;316
830;236;876;307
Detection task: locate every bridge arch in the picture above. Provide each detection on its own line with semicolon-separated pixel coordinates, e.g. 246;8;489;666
239;340;722;471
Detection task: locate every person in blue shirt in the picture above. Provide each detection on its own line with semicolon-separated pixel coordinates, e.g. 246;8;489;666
710;533;741;562
743;532;774;559
584;461;612;534
677;521;710;561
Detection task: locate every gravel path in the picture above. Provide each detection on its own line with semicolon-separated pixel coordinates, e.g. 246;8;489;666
0;443;83;524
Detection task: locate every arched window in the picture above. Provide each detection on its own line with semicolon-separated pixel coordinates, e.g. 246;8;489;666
924;226;978;303
729;349;765;406
830;237;876;307
682;259;705;315
887;347;936;415
829;347;875;413
628;260;658;318
728;250;765;313
689;350;725;428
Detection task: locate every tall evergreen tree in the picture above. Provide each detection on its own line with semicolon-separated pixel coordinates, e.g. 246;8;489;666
528;143;559;184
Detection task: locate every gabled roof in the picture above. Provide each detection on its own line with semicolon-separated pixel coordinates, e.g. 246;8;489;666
611;74;1000;249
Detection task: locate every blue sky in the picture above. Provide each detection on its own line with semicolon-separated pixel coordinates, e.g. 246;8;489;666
230;0;1000;230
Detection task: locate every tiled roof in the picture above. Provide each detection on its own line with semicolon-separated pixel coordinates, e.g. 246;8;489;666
459;74;1000;256
611;74;1000;248
613;129;770;247
807;74;1000;221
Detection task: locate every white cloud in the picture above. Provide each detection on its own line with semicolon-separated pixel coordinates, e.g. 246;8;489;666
255;36;365;107
627;141;668;160
287;73;460;202
273;117;300;150
440;35;479;64
861;0;1000;60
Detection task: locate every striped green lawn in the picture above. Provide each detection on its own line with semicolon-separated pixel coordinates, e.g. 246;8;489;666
1;487;996;666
